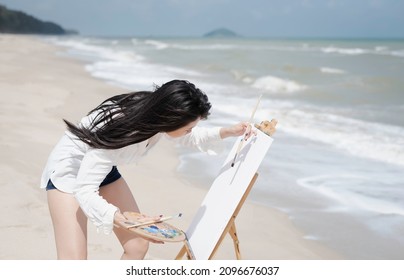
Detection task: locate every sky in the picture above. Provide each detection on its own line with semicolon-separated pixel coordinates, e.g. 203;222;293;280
1;0;404;38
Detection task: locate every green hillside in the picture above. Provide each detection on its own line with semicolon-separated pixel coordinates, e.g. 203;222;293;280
0;5;72;35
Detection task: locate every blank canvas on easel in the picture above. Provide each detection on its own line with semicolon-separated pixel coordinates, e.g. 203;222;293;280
185;129;273;259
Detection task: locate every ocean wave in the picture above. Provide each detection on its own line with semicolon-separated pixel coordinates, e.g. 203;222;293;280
173;44;238;50
391;49;404;57
143;39;239;50
297;174;404;216
86;59;204;90
133;37;404;59
321;45;404;58
251;75;307;93
320;67;346;74
322;46;368;55
48;37;204;90
48;37;145;62
277;108;404;167
230;70;254;83
144;40;170;50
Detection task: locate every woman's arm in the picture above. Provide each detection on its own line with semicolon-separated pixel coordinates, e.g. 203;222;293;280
172;122;254;154
219;122;253;139
73;148;119;234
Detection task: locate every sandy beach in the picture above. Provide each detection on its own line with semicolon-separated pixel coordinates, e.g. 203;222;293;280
0;34;341;260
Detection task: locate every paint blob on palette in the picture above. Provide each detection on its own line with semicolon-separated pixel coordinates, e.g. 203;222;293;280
120;212;186;242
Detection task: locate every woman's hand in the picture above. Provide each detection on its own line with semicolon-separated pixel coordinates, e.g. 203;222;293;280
114;211;128;225
220;122;256;140
114;211;164;244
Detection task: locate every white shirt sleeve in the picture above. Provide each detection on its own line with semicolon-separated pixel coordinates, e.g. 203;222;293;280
73;148;118;235
172;126;223;155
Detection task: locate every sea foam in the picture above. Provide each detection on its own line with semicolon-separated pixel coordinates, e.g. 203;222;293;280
277;108;404;167
251;75;307;93
297;174;404;216
320;67;346;74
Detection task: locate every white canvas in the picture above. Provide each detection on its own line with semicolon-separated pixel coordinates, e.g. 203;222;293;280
186;129;273;259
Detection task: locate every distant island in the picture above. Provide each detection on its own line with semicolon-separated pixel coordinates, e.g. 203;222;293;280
0;5;77;35
203;28;239;38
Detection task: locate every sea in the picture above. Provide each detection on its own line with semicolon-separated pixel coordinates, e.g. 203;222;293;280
43;35;404;259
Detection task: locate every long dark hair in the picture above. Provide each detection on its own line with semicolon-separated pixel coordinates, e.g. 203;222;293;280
64;80;211;149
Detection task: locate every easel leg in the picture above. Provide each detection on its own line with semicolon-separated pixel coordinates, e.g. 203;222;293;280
175;236;195;260
175;245;188;260
229;220;242;260
208;219;242;260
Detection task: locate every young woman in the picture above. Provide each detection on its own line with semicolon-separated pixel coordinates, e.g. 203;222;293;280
40;80;251;259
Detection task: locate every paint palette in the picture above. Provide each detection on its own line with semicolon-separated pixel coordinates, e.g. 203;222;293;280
118;212;186;242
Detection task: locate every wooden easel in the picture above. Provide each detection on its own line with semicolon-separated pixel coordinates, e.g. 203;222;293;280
176;119;277;260
176;172;259;260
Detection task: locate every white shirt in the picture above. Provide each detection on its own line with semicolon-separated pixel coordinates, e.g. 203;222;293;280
40;114;223;234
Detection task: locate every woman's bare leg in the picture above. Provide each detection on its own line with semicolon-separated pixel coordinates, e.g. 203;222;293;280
47;189;88;259
100;177;149;259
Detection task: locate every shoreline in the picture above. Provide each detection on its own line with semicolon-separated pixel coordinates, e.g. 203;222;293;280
0;34;342;259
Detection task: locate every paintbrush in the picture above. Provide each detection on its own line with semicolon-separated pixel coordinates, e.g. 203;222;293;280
231;94;262;167
125;213;183;229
